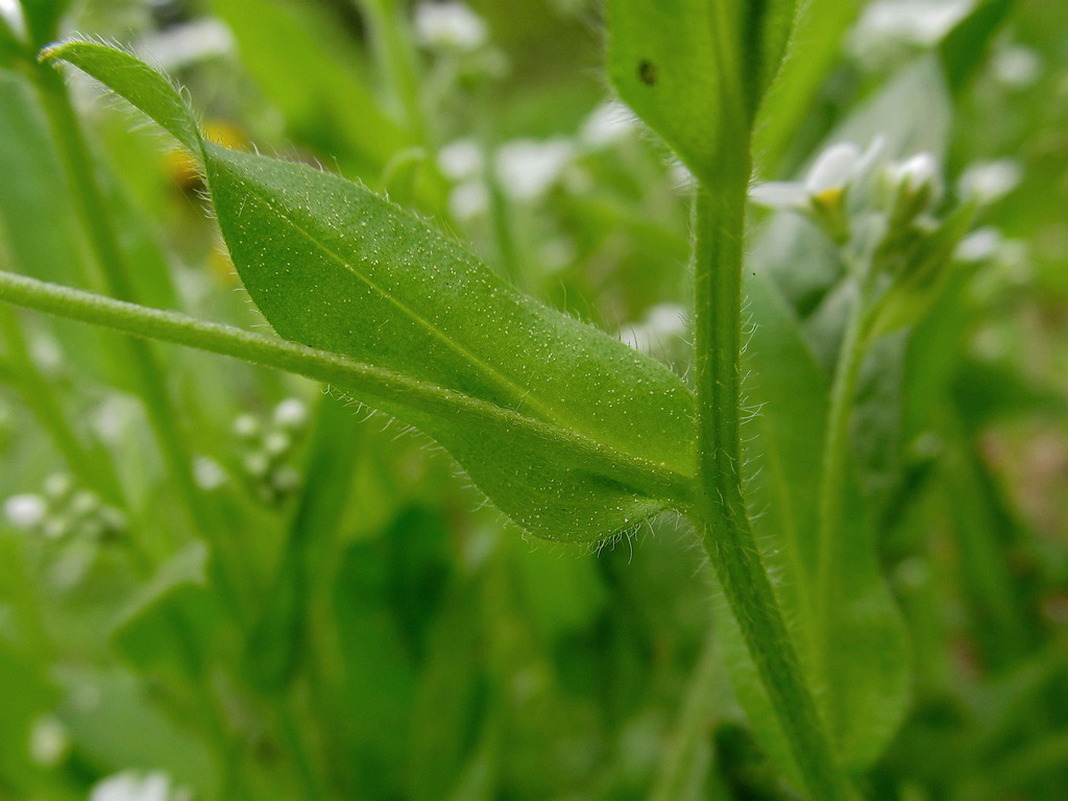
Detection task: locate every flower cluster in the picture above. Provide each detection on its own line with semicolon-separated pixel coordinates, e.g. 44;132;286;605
3;473;125;542
231;397;309;505
751;138;1023;334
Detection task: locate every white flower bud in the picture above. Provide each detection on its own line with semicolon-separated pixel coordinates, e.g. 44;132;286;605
232;413;260;439
413;2;488;52
43;473;73;500
273;398;308;430
28;715;70;767
194;456;228;491
262;430;291;457
495;138;574;201
437;139;484;181
90;770;178;801
958;160;1022;204
243;452;271;478
4;494;47;531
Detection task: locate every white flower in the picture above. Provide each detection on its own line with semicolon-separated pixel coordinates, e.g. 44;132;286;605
4;494;47;530
413;2;488;52
884;151;943;219
134;19;234;71
750;138;884;212
193;456;228;491
991;45;1042;88
232;413;260;439
437;138;484;181
853;0;972;48
448;180;489;220
888;152;940;196
89;771;186;801
955;227;1003;262
273;398;308;430
957;159;1022;204
0;0;25;40
28;715;70;767
262;430;291;457
494;138;574;201
620;304;688;354
579;101;635;148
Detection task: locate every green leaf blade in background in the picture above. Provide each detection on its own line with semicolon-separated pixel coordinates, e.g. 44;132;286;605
210;0;407;178
605;0;796;180
43;41;697;542
719;273;910;781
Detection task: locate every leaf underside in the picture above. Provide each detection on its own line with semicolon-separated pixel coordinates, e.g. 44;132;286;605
43;41;697;542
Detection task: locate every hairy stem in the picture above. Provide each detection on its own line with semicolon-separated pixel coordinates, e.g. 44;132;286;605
691;157;856;800
0;271;691;506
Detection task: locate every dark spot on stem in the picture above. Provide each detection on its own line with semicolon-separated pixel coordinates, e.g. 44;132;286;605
638;60;658;86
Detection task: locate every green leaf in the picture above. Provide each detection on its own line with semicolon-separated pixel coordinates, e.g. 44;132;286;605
211;0;407;177
754;0;863;173
39;41;200;152
111;542;216;680
605;0;796;181
43;41;696;542
245;392;364;690
17;0;73;48
939;0;1015;95
718;273;910;780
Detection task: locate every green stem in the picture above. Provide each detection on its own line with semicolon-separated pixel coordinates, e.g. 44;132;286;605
811;289;871;676
0;270;691;506
691;164;855;800
30;64;250;619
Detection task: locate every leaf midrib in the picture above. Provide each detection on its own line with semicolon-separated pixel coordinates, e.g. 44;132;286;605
228;162;643;449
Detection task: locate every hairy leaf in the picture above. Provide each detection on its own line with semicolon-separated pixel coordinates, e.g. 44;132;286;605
43;41;696;542
605;0;796;181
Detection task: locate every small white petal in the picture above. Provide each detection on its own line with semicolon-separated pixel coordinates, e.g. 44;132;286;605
271;465;302;493
437;138;484;181
90;771;175;801
992;46;1042;88
43;473;73;500
4;494;47;530
134;19;234;71
193;456;228;491
580;101;635;147
806;142;864;193
0;0;25;40
273;398;308;430
232;414;260;439
958;159;1022;204
955;227;1003;262
262;430;291;457
243;452;271;478
69;491;99;517
893;152;939;189
413;2;488;51
28;715;69;766
494;138;574;200
855;0;972;47
448;180;489;220
749;181;810;209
